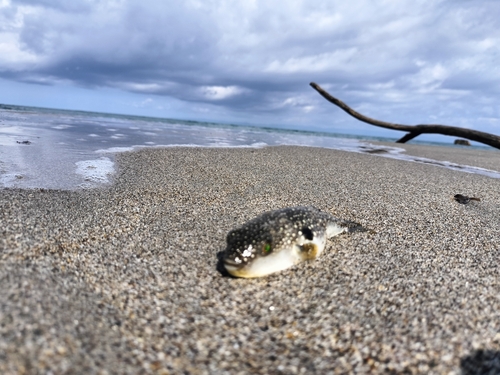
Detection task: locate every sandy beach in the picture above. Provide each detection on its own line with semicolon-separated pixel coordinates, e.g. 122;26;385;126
1;145;500;374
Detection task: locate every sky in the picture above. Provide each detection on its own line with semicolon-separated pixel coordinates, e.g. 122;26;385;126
1;0;500;140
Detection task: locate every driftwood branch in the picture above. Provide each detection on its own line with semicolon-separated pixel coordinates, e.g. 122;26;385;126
310;82;500;150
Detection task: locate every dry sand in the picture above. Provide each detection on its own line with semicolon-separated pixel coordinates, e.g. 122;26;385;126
1;145;500;374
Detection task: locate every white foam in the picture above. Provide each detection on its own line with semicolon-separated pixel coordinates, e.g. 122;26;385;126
0;173;24;186
353;143;500;179
75;157;114;187
96;146;135;153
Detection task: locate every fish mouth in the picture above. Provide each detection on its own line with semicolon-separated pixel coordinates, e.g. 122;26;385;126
223;257;245;269
223;258;252;278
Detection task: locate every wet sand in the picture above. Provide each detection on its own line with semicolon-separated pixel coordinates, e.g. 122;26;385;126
1;145;500;374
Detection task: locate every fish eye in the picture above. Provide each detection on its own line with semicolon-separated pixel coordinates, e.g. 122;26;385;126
302;227;314;240
263;243;272;254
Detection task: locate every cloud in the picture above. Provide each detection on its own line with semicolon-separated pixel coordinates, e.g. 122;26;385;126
1;0;500;133
199;85;249;101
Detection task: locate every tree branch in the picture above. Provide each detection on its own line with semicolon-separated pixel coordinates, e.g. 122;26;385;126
310;82;500;150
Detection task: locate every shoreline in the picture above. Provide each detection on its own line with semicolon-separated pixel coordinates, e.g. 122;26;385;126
1;145;499;373
3;102;500;190
372;140;500;172
3;140;500;191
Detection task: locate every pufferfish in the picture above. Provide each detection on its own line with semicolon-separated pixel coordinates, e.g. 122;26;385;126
223;206;364;278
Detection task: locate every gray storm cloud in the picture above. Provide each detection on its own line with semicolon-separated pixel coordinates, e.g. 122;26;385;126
1;0;500;132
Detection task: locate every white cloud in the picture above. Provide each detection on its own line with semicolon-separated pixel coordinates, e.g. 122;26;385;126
407;63;450;92
265;49;358;74
199;86;248;100
0;32;39;68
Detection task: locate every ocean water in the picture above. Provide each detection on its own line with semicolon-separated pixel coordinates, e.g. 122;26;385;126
1;104;499;190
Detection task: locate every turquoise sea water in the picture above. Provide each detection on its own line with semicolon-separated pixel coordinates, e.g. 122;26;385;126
1;104;499;189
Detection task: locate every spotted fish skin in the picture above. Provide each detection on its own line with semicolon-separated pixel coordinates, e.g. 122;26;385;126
223;206;363;278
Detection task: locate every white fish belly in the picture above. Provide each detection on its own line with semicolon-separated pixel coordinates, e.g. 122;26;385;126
226;236;327;278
